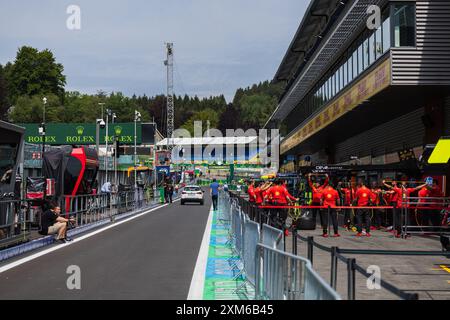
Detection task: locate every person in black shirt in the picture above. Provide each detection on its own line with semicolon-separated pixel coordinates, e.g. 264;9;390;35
164;178;174;203
40;203;75;243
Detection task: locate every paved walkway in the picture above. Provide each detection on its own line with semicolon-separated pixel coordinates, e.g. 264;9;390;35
285;227;450;300
202;202;254;300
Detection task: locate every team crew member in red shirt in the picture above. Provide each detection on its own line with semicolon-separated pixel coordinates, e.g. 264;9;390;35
382;190;393;227
247;180;256;203
257;181;272;224
417;180;442;231
339;182;356;230
417;184;432;228
354;181;373;237
247;180;257;219
383;179;427;237
254;182;265;205
261;181;273;203
307;173;328;235
401;180;427;230
321;183;341;237
430;180;444;230
281;180;297;203
383;180;404;237
253;181;264;222
264;179;298;234
370;181;384;230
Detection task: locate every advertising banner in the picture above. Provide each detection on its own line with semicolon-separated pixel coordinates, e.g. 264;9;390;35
20;123;142;145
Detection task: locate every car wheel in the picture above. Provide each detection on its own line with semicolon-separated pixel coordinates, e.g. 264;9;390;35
200;201;204;205
181;201;185;205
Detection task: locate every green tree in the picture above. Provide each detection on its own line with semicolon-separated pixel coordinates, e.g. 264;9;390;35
4;46;66;104
239;94;277;129
218;103;238;132
0;64;9;120
9;94;62;123
181;108;219;135
231;81;284;129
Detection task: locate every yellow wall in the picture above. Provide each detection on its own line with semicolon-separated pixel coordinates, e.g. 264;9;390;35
281;58;391;154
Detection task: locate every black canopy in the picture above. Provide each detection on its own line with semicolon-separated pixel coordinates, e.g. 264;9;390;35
42;146;73;197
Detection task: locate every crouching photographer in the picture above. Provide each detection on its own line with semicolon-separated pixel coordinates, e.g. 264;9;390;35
39;202;75;244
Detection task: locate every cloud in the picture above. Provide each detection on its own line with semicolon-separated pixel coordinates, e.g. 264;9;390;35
0;0;309;102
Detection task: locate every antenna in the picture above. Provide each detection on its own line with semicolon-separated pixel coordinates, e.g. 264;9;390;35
164;43;174;150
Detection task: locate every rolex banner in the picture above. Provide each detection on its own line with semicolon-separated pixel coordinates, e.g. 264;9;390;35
20;123;142;145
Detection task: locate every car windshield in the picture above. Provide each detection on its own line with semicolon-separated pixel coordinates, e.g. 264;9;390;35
184;186;200;191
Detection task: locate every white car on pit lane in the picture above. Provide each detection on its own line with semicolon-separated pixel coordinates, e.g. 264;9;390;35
180;185;204;205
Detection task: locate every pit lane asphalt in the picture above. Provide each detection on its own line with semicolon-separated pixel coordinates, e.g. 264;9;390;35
0;196;211;300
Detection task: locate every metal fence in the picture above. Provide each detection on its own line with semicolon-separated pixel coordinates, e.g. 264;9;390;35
401;196;449;237
225;190;340;300
242;219;260;286
227;191;450;300
293;233;450;300
217;191;232;223
261;224;284;251
0;188;166;249
0;198;33;246
255;243;341;300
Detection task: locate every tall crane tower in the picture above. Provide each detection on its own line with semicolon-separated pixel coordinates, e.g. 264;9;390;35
164;43;174;150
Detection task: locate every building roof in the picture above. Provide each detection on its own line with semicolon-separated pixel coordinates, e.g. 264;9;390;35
156;136;258;146
273;0;340;83
268;0;386;126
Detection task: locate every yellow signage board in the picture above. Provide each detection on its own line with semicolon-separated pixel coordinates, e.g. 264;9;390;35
281;58;391;154
428;137;450;164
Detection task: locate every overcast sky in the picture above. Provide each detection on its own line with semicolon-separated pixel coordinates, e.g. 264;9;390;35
0;0;309;102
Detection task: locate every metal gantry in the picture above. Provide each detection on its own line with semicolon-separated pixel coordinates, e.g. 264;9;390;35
164;42;174;150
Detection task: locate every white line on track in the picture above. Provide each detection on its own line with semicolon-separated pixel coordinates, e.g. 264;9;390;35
0;199;180;274
187;205;214;300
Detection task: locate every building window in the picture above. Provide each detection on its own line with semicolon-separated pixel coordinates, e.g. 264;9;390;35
392;3;416;47
369;33;375;65
363;38;370;70
313;91;317;111
375;25;383;59
285;4;400;129
318;86;322;104
333;72;337;97
352;49;358;79
347;56;353;84
344;58;349;85
334;72;337;97
331;74;335;98
382;9;391;52
337;67;341;93
329;75;332;98
358;43;364;74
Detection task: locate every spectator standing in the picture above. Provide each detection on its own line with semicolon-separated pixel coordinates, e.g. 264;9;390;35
210;178;220;211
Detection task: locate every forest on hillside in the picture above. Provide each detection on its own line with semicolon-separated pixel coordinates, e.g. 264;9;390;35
0;46;285;136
